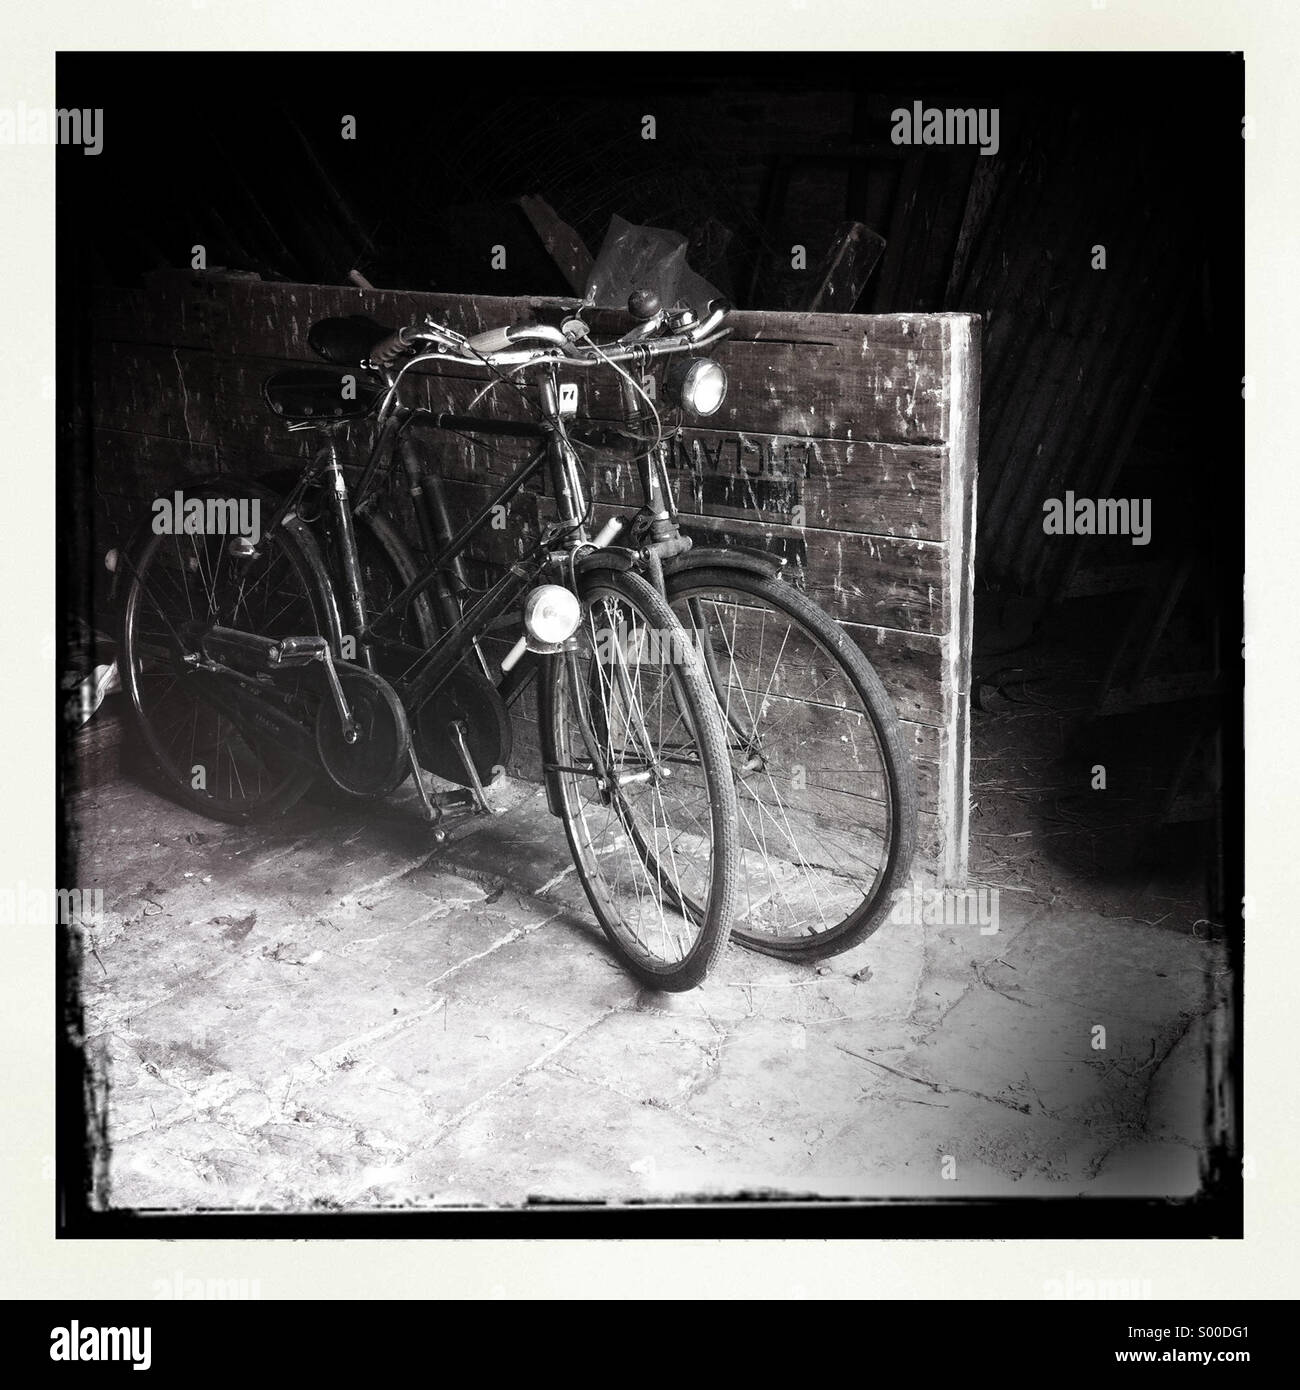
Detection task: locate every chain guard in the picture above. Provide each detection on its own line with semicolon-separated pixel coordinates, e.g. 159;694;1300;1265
314;663;411;798
412;666;512;787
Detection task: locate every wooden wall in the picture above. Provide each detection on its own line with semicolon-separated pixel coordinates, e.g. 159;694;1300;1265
88;271;979;884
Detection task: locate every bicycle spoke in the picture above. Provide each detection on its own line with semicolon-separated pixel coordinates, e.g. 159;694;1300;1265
551;580;731;977
670;577;910;954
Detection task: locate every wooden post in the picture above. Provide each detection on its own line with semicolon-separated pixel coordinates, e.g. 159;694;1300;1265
516;196;593;296
940;314;980;886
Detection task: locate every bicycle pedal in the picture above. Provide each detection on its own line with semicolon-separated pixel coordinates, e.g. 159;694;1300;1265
422;789;492;845
406;771;484;838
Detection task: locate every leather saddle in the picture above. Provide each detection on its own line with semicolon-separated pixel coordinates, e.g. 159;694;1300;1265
262;315;397;422
262;367;380;423
307;314;394;366
262;314;394;422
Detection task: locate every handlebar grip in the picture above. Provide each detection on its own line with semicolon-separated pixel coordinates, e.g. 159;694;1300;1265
466;325;516;354
366;327;414;366
688;300;731;342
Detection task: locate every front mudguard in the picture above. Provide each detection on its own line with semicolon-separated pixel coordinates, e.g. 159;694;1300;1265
535;650;568;819
574;542;785;583
538;544;784;820
661;544;785;581
538;546;639;819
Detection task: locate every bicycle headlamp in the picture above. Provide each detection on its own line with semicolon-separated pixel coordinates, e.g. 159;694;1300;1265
522;584;582;650
664;357;727;417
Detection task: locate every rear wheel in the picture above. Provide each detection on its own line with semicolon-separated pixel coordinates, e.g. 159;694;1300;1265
119;484;327;823
665;567;918;960
542;570;739;991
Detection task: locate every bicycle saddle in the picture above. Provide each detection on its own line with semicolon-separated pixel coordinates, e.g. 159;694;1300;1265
263;367;380;422
307;314;394;366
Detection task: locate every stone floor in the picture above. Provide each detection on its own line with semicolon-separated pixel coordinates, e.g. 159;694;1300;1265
73;776;1230;1210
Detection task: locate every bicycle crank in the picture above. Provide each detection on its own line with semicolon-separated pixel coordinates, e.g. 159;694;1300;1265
410;667;511;790
195;625;410;797
314;664;411;798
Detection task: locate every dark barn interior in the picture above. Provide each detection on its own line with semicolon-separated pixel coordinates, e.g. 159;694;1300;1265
57;51;1242;1212
62;51;1242;920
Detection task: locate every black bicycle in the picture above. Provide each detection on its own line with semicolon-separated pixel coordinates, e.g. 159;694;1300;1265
119;291;917;986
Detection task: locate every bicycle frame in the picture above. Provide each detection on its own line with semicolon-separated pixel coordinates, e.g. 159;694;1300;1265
263;365;605;717
254;307;763;736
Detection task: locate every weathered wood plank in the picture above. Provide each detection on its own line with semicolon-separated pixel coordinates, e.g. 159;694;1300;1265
92;427;216;494
92;343;220;446
94;348;352;465
480;648;945;773
94;278;956;441
402;340;948;445
94;273;955;354
691;685;939;813
92;279;227;351
92;350;953;638
477;595;946;734
615;433;944;541
406;424;944;541
498;705;941;821
436;469;952;641
502;706;943;866
840;622;947;728
623;508;949;637
640;590;947;728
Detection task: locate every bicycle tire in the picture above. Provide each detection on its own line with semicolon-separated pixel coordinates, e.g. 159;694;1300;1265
540;569;740;991
665;566;918;960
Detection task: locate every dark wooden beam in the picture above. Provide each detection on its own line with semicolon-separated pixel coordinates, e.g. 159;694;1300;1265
800;222;885;313
516;195;593;296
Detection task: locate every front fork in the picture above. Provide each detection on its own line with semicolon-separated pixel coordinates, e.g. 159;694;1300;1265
617;374;691;597
626;428;764;764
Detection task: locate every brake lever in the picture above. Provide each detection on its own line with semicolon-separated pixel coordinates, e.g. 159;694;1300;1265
419;317;471;350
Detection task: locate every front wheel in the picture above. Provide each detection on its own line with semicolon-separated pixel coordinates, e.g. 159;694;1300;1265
541;570;740;992
665;567;918;960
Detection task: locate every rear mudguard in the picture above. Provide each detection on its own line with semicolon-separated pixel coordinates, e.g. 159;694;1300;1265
279;513;347;655
359;508;439;648
111;472;347;657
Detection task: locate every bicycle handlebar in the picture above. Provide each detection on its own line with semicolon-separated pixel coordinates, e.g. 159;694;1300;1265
362;300;734;430
418;329;730;375
391;299;732;373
